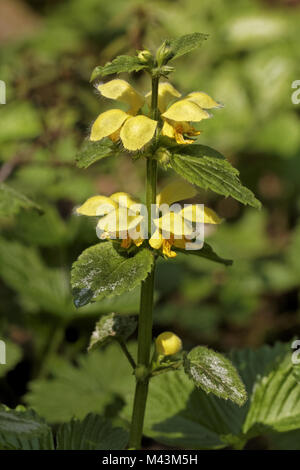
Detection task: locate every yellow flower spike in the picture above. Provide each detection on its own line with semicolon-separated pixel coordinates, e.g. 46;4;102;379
90;109;129;142
120;115;157;151
156;180;197;206
180;205;222;224
162;99;211;122
187;91;224;109
76;196;117;216
146;82;181;113
97;79;144;115
155;332;182;356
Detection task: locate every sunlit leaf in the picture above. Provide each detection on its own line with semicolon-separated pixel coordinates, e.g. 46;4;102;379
71;241;154;307
184;346;247;406
170;145;261;209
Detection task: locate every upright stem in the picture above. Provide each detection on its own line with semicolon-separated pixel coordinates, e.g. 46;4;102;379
128;76;159;450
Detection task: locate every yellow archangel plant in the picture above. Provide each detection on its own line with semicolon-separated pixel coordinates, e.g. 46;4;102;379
72;34;260;451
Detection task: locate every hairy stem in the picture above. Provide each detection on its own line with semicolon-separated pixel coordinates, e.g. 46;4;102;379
128;76;159;450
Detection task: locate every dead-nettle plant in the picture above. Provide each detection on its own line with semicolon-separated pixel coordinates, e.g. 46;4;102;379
71;33;261;450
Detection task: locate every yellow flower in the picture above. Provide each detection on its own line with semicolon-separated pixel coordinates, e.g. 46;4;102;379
155;332;182;356
90;79;157;151
76;192;144;248
149;180;222;258
147;82;223;144
77;181;221;256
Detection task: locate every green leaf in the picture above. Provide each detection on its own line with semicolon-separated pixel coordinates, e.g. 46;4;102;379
243;354;300;435
89;312;137;351
143;370;224;449
170;145;261;209
76;138;116;169
16;206;67;247
175;242;233;266
0;339;22;378
25;344;134;423
90;56;147;81
71;241;154;308
142;343;290;449
0;238;74;317
56;413;128;450
0;406;54;450
168;33;209;61
0;183;42;218
184;346;247;406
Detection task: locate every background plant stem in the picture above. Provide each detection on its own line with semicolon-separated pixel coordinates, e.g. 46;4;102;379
128;76;159;450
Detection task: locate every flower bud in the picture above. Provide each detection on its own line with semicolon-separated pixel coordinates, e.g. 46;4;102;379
137;49;153;65
154;147;171;167
155;332;182;356
161;65;175;76
156;40;173;66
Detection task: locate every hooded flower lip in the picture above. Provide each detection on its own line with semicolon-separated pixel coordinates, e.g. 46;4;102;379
90;79;157;151
149;180;222;258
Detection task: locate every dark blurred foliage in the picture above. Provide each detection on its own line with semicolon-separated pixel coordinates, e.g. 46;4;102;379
0;0;300;449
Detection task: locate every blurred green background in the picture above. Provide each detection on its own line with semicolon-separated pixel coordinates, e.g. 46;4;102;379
0;0;300;449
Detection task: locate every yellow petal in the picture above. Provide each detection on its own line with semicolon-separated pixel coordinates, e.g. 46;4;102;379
110;192;138;210
180;205;221;224
90;109;129;141
161;119;175;139
162;99;211;122
97;79;144;114
204;207;222;224
157;180;197;206
76;196;117;216
155;212;193;237
120;115;157;151
133;237;144;247
162;120;200;144
149;229;163;250
146;82;181;113
187;92;223;109
162;239;177;258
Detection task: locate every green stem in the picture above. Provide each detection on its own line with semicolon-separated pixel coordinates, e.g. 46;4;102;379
118;339;136;370
128;75;159;450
